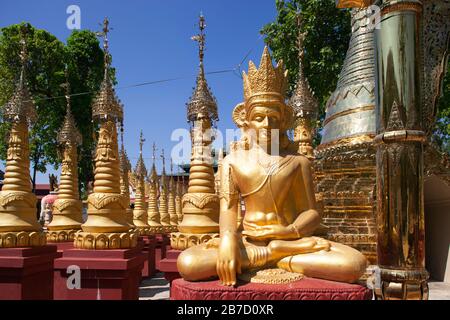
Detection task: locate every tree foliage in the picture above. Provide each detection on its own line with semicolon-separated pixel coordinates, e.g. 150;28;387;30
0;23;108;194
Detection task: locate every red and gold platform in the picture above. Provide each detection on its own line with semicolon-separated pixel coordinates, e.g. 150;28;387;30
53;242;145;300
159;248;181;282
0;245;58;300
140;235;156;278
170;278;372;300
155;233;170;271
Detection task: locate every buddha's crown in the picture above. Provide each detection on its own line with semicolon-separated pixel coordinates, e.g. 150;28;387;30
242;46;288;108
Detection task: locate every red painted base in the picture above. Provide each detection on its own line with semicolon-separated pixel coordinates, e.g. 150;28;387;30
140;235;156;278
155;234;170;271
0;245;58;300
53;242;145;300
159;249;181;282
171;277;373;300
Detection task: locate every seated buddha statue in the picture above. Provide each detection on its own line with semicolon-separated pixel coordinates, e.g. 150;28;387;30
177;47;367;286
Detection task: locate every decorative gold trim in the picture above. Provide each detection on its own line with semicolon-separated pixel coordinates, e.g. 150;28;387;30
47;229;80;243
381;2;423;16
170;231;219;250
0;231;46;248
73;230;138;249
316;134;375;152
323;105;375;126
374;130;426;144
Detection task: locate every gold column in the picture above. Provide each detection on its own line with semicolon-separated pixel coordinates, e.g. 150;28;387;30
373;0;428;300
158;150;171;233
119;125;134;228
168;159;178;229
133;131;150;235
147;143;163;234
147;142;162;233
175;176;183;224
74;18;137;249
337;0;450;299
0;32;45;247
47;77;83;242
171;14;220;250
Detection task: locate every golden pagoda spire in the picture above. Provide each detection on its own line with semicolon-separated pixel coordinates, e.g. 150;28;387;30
0;26;45;247
171;14;220;250
74;18;137;249
133;130;150;235
47;69;84;242
119;123;134;228
187;13;218;124
147;142;162;233
168;158;178;229
159;149;171;232
288;13;318;159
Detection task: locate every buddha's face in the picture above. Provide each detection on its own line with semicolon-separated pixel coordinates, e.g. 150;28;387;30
247;105;282;147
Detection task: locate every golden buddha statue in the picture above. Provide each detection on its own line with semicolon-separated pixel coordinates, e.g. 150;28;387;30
177;47;367;285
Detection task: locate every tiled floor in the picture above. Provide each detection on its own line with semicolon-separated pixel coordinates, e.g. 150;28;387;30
139;273;170;300
139;275;450;300
429;281;450;300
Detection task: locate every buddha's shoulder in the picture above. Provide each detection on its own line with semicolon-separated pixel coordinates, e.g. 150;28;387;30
282;153;313;172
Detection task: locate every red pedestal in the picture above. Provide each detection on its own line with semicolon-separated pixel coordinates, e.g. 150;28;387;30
53;242;145;300
140;235;156;278
170;278;373;300
0;245;58;300
159;249;181;282
155;234;170;271
49;241;74;257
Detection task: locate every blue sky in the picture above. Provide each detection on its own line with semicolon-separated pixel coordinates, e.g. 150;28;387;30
0;0;277;183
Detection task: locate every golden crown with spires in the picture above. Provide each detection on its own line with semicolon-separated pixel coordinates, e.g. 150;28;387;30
233;47;293;129
242;46;289;109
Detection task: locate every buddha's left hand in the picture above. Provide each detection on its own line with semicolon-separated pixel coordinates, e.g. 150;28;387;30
242;224;298;241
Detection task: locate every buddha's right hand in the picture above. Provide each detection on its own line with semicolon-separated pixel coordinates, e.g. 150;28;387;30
217;231;242;286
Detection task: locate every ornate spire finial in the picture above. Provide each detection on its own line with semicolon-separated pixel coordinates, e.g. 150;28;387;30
187;14;218;124
92;18;122;122
97;17;111;69
152;142;157;162
19;25;29;67
296;12;306;79
135;131;147;178
139;130;145;155
2;25;36;124
191;13;206;65
287;13;318;124
57;68;81;146
161;149;166;174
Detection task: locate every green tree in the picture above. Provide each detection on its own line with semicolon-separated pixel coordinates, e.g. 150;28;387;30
0;23;66;191
261;0;351;126
0;24;108;195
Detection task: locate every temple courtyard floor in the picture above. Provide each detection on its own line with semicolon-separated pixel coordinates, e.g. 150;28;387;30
138;274;450;300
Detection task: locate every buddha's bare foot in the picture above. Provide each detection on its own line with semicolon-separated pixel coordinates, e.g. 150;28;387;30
311;237;331;252
267;237;330;261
